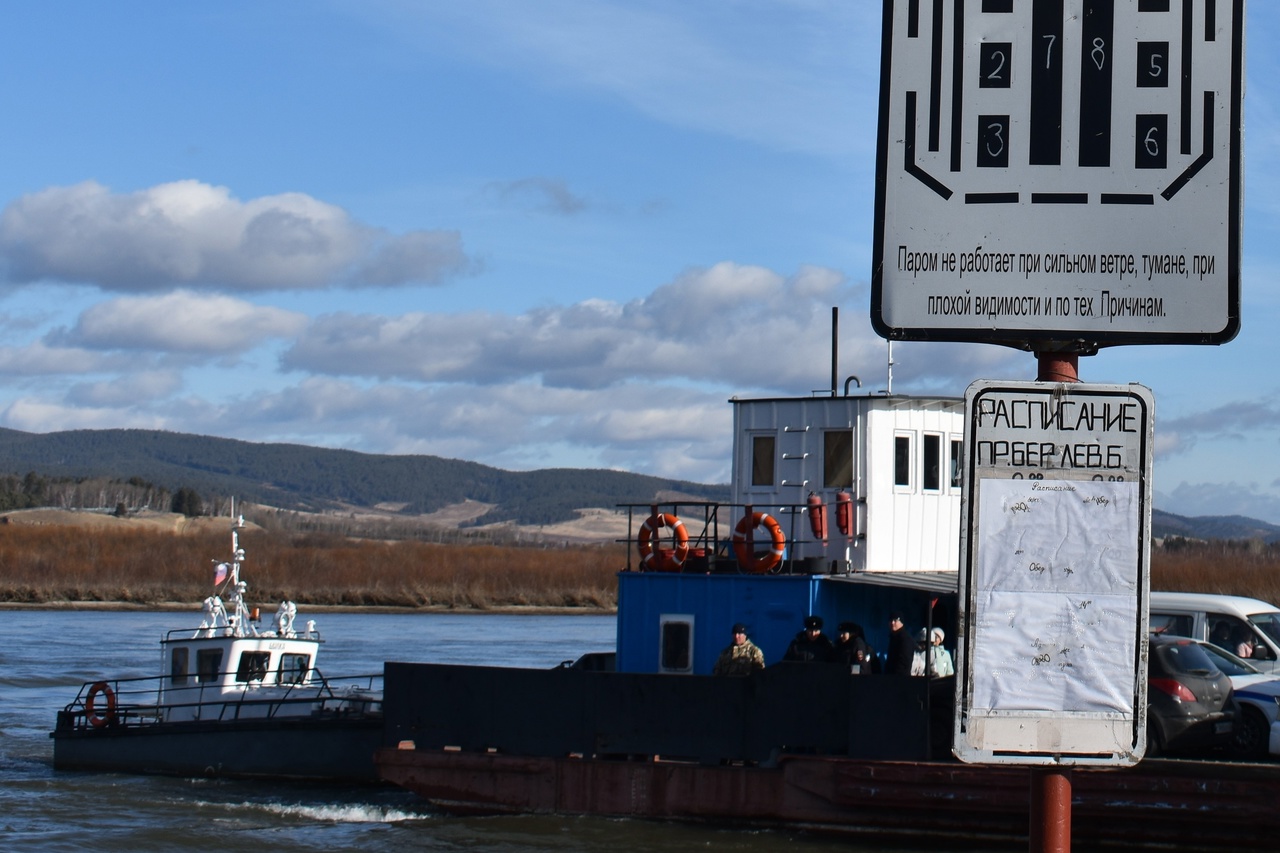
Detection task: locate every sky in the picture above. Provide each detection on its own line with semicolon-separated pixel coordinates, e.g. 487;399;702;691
0;2;1277;523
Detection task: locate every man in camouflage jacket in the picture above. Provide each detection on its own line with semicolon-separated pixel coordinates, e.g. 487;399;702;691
713;623;766;676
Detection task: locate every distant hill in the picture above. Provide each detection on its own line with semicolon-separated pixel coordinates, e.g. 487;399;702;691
1152;508;1280;545
0;427;1275;543
0;427;728;528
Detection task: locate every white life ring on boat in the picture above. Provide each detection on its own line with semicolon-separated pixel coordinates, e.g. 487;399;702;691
85;681;117;729
732;512;786;574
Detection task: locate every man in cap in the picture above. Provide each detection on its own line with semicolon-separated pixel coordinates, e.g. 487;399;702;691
834;621;873;674
885;611;915;675
782;614;835;663
713;622;766;676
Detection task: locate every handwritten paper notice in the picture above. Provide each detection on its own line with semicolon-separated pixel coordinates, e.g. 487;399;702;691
971;477;1139;716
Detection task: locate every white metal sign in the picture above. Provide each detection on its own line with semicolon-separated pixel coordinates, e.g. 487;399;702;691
954;380;1152;766
872;0;1243;347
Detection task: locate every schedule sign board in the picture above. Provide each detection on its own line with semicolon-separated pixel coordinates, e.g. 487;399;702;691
954;381;1153;766
872;0;1243;347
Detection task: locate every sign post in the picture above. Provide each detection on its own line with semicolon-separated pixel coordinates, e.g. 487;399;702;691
872;0;1244;349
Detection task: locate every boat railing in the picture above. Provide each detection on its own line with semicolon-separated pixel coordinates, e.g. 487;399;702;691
616;500;847;575
161;625;324;643
54;669;382;734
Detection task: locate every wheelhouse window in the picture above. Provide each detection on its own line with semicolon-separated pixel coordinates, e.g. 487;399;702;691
170;647;189;686
196;649;224;683
278;653;311;685
950;438;963;489
894;434;912;489
751;434;776;487
236;651;271;683
823;430;853;488
659;614;694;674
922;433;941;492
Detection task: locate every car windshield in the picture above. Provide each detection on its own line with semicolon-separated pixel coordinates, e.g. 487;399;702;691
1157;639;1220;676
1248;611;1280;645
1198;641;1260;676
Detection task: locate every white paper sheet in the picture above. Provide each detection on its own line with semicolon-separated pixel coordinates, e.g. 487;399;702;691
970;477;1139;715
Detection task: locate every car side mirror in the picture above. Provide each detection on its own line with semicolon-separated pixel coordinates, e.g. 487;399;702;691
1252;643;1276;662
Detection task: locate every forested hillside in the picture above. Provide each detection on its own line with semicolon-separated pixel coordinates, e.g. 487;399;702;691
0;427;728;526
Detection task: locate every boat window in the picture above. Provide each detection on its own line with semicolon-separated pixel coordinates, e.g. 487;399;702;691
922;433;941;492
170;647;189;685
823;430;853;488
751;435;776;487
278;653;311;684
949;438;963;489
894;434;912;489
236;651;271;683
197;649;224;683
659;614;694;674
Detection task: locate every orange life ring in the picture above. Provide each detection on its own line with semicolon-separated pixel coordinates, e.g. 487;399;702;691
85;681;117;729
733;512;786;574
637;513;690;572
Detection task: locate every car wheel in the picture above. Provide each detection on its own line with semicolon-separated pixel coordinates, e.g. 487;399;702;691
1232;706;1269;761
1145;716;1163;758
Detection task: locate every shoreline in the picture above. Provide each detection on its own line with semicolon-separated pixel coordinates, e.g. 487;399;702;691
0;601;617;616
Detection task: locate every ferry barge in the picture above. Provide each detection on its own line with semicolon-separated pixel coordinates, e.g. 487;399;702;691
372;386;1280;848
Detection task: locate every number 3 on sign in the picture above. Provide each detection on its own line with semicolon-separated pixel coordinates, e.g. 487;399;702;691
978;115;1009;168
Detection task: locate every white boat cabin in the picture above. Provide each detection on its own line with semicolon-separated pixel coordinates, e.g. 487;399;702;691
730;392;963;573
158;599;323;722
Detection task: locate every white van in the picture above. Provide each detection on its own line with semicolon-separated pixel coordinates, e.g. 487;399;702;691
1150;592;1280;674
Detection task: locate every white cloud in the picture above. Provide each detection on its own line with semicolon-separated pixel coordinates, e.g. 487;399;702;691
1;397;169;433
283;262;1011;394
0;341;134;377
53;290;308;355
66;371;184;407
1159;479;1280;524
0;180;474;291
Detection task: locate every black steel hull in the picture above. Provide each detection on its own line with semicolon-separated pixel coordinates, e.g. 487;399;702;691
52;716;383;782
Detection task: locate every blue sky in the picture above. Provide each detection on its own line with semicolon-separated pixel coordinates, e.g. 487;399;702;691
0;2;1277;523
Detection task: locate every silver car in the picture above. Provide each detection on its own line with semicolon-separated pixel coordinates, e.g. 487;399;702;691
1197;641;1280;760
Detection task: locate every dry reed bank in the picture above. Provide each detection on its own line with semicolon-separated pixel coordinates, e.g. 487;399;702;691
0;526;624;610
1;525;1278;611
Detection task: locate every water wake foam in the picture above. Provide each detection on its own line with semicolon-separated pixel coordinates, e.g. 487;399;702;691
202;800;431;824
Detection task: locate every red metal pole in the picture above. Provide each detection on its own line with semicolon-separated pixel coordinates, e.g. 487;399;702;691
1029;767;1072;853
1029;348;1077;851
1035;351;1079;383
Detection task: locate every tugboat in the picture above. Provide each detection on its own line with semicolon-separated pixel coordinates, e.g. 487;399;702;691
51;511;383;782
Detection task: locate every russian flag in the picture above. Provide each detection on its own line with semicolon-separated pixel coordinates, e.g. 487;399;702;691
214;562;230;587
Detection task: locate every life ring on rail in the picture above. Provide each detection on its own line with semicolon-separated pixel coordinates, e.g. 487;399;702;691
85;681;117;729
732;512;786;574
637;513;689;572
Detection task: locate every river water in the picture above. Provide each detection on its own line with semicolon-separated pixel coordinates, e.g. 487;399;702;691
1;609;986;852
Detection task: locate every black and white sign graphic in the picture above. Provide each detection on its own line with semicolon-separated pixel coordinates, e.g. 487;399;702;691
872;0;1243;347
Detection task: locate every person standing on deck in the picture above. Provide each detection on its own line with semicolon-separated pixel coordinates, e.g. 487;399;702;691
885;612;915;675
834;622;874;674
713;623;766;676
783;615;835;663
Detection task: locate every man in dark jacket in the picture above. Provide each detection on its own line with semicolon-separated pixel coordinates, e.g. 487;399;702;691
834;621;874;673
885;612;915;675
783;615;835;663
